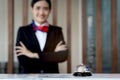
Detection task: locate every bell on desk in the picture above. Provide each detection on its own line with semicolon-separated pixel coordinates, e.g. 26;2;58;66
73;64;92;77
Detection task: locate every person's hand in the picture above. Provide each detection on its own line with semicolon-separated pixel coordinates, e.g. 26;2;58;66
15;41;39;59
54;41;67;52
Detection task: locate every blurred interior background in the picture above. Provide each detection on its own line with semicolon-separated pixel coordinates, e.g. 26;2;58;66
0;0;120;74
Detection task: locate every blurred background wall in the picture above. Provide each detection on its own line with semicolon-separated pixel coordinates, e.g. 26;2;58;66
0;0;120;74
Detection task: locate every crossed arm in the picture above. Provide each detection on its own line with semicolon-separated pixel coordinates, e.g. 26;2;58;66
15;41;68;61
16;27;68;63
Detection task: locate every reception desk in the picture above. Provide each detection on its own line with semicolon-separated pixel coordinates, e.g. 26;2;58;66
0;74;119;80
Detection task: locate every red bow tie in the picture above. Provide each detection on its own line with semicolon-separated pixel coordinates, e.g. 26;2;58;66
33;26;49;32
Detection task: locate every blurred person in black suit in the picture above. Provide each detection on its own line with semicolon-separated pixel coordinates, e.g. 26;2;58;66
15;0;68;73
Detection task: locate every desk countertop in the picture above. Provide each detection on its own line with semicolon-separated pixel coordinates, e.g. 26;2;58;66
0;74;119;80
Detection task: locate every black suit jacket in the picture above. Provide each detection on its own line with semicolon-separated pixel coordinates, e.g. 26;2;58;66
16;24;68;73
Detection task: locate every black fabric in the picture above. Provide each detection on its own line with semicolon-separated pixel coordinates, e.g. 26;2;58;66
16;24;68;73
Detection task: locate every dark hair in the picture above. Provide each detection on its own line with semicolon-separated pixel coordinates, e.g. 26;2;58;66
31;0;51;9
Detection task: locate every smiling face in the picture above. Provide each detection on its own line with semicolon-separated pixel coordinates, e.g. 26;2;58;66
31;0;51;24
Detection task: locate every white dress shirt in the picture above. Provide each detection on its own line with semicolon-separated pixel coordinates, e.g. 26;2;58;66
34;21;48;51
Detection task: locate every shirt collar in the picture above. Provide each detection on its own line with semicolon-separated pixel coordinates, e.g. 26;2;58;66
33;20;49;27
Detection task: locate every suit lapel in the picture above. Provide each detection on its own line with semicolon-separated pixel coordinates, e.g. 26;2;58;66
28;24;54;53
43;25;54;52
28;24;42;53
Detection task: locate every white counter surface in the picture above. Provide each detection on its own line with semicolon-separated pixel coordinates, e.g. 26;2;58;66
0;74;119;80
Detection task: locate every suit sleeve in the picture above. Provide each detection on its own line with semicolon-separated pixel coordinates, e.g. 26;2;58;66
16;27;34;68
38;28;68;63
16;27;22;47
39;50;68;63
